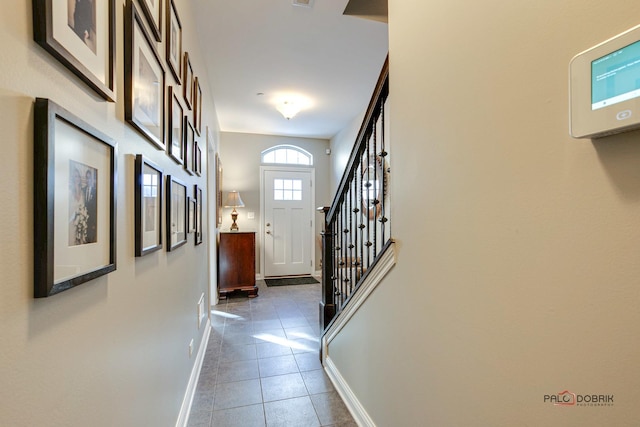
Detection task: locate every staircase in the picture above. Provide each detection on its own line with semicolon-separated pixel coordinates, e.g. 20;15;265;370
319;56;393;333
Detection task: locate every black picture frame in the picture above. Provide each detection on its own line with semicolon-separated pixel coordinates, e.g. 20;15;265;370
166;0;182;83
33;98;117;297
193;140;202;177
134;155;163;256
166;175;187;251
188;197;196;234
167;86;184;164
183;118;195;175
194;185;203;245
33;0;116;101
138;0;162;42
183;52;194;110
125;1;166;150
194;76;203;135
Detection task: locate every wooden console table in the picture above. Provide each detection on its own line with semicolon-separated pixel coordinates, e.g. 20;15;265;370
218;231;258;299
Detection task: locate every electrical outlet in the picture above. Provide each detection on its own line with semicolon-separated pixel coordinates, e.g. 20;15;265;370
189;339;194;357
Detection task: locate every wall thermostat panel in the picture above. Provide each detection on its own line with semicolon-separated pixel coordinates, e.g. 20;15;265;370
570;24;640;138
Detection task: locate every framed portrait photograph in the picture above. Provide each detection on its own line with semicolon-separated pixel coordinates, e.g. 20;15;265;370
188;197;196;234
138;0;162;42
183;51;194;110
167;86;184;164
125;0;166;150
183;118;195;175
166;175;187;251
194;185;203;245
215;152;223;228
193;140;202;177
166;0;182;83
194;76;203;135
33;98;117;298
33;0;115;101
134;155;163;256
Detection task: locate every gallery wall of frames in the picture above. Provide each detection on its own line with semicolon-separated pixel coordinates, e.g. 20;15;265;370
32;0;211;297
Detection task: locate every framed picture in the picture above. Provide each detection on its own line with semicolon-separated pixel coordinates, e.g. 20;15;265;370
215;153;223;228
193;140;202;176
183;52;194;110
33;0;115;101
33;98;117;297
183;118;195;175
125;1;166;150
134;155;163;256
167;86;184;164
166;175;187;251
138;0;162;42
194;185;203;245
166;0;182;83
194;76;203;135
188;197;196;234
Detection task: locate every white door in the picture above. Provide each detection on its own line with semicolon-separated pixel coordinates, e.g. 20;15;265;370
262;168;313;277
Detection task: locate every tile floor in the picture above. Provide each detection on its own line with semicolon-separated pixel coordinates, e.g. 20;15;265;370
187;280;357;427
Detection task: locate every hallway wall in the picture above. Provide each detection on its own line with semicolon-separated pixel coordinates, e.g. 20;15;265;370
218;132;331;275
0;1;217;425
328;1;640;425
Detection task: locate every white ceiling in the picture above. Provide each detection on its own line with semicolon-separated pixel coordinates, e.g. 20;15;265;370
192;0;389;140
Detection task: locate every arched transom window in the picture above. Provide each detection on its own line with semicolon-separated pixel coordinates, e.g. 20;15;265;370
261;145;313;166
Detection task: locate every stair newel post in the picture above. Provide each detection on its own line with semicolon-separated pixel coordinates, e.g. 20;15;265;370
318;206;336;332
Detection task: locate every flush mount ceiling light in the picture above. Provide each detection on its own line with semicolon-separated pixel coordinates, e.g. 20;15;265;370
292;0;314;8
276;100;301;120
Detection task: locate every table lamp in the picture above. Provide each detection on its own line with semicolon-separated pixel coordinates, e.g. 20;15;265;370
224;191;245;231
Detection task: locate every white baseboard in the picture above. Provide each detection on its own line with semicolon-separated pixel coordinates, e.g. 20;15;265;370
175;320;211;427
324;356;376;427
314;269;321;278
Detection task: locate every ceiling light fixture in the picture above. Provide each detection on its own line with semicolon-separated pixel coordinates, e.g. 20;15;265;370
276;101;301;120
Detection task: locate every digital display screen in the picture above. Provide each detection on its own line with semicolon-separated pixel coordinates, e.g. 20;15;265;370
592;39;640;110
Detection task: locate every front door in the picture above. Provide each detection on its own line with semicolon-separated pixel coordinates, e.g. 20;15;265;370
262;168;313;277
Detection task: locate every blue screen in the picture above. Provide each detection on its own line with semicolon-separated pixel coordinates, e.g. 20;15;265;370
592;39;640;110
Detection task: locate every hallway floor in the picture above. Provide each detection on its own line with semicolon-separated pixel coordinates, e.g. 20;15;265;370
187;280;356;427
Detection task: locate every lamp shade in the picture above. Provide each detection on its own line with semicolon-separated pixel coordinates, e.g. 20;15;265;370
224;191;245;208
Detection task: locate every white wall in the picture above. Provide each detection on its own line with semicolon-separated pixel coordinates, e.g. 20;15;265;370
330;111;364;195
219;132;331;275
328;1;640;425
0;1;217;425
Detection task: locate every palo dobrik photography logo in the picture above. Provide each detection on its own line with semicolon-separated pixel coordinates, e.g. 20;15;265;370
550;390;576;406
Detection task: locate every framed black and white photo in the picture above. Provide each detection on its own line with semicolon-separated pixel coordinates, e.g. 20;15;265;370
194;76;203;135
193;140;202;176
183;118;195;175
134;155;163;256
125;1;165;150
33;0;116;101
167;86;184;164
194;185;203;245
188;197;196;234
138;0;162;42
166;175;187;251
166;0;182;83
183;52;194;109
33;98;117;297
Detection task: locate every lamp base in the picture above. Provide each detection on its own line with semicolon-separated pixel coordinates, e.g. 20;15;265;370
230;209;239;231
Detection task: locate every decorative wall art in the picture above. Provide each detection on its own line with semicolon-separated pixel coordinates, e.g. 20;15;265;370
166;0;182;83
194;76;202;135
193;140;202;176
194;185;203;245
166;175;187;251
183;118;195;175
138;0;162;42
134;155;163;256
215;153;222;228
183;52;194;109
125;0;166;150
188;197;196;234
167;86;184;164
33;0;116;101
33;98;117;297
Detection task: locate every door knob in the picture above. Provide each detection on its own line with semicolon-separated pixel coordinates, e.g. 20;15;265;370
266;223;271;226
266;230;272;235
